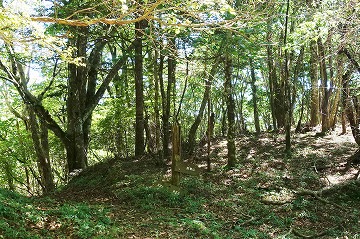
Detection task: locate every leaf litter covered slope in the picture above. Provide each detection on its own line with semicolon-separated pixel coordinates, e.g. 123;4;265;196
2;129;360;238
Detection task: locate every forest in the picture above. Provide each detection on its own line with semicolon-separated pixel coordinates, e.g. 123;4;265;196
0;0;360;238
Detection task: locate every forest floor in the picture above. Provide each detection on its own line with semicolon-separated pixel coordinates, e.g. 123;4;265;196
1;128;360;238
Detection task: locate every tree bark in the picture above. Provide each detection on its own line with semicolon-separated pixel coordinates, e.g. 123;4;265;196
283;0;291;153
66;27;89;171
225;56;236;168
153;49;161;152
342;70;360;145
27;105;55;193
187;56;221;155
317;38;330;133
309;40;320;127
4;162;15;191
134;19;146;156
160;38;176;159
249;57;260;134
266;21;278;131
0;30;134;174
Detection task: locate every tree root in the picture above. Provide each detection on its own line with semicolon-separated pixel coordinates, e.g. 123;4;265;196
229;212;259;228
280;227;333;238
346;149;360;167
237;216;258;226
295;188;345;211
292;228;328;238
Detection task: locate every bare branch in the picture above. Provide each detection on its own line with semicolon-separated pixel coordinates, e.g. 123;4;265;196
31;0;164;26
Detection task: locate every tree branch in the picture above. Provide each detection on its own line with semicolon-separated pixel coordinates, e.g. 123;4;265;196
339;48;360;74
31;0;164;26
82;40;135;122
0;59;68;145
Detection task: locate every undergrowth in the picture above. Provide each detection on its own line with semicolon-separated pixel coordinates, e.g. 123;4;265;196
0;189;122;239
1;132;360;238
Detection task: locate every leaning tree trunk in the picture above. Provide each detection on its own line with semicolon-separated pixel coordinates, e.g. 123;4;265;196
27;106;55;193
342;70;360;145
225;56;236;169
187;57;220;155
0;27;134;175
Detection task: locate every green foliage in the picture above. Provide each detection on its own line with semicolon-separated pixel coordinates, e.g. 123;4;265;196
116;185;183;209
232;227;269;239
0;188;122;239
52;203;116;238
114;177;208;212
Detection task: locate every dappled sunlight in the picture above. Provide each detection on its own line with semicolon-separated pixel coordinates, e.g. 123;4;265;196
324;168;358;186
2;129;359;238
260;188;295;205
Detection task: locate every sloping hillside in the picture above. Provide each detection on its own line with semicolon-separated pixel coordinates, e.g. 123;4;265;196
1;131;360;238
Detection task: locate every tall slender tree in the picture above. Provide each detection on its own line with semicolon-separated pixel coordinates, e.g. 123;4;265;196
134;17;146;156
249;57;261;134
224;55;236;168
309;40;320;127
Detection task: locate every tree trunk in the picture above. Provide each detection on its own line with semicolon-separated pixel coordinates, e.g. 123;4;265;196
309;40;320;127
329;56;344;129
158;48;168;158
225;56;236;168
317;38;330;133
187;57;220;155
66;27;89;171
4;162;15;191
221;105;227;137
342;70;360;145
295;91;306;133
284;0;291;153
249;58;260;134
0;28;134;175
134;20;146;156
27;105;55;193
291;46;305;115
266;21;278;131
171;123;181;186
153;49;161;152
160;38;176;159
110;44;127;158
